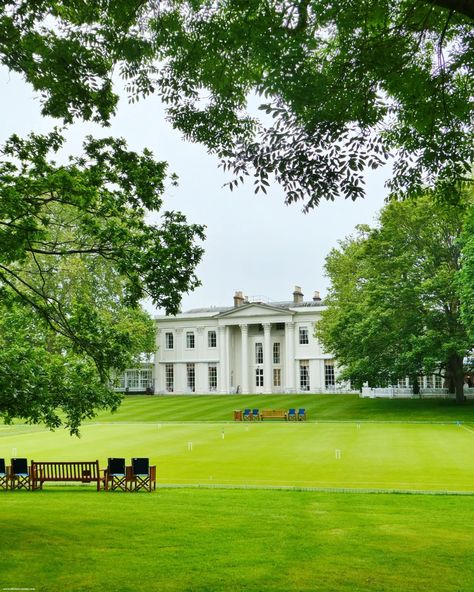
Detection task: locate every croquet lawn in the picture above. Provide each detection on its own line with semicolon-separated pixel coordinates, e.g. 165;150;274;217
2;395;474;591
1;420;474;491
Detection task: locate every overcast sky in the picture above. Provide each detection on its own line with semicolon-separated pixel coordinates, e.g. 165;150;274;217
1;67;389;313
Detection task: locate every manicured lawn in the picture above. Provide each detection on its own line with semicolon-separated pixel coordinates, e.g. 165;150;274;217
2;395;474;591
1;419;474;492
89;393;474;423
1;488;474;592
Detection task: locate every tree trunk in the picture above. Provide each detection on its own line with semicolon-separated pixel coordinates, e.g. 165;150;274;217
412;376;420;395
446;354;465;403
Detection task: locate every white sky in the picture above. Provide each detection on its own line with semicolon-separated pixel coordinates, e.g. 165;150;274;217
1;67;389;313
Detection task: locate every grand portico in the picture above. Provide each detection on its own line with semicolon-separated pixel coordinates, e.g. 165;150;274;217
154;287;340;394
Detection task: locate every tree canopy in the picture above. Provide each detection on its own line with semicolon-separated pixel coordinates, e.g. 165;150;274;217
1;0;472;208
458;203;474;342
0;131;205;321
316;195;472;402
0;131;204;431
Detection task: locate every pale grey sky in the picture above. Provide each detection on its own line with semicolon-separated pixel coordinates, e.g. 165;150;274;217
1;67;389;312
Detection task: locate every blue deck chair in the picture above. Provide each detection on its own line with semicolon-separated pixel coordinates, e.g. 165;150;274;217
0;459;7;490
287;408;297;421
252;409;260;421
107;458;127;491
297;408;307;421
131;458;155;492
10;458;30;490
243;408;252;421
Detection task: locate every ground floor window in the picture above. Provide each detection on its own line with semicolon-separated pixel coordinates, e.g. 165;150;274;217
165;364;174;392
187;363;196;392
208;364;217;391
273;368;281;387
324;362;335;388
140;370;152;390
399;375;443;390
299;361;310;391
127;370;139;389
119;368;153;391
256;367;264;387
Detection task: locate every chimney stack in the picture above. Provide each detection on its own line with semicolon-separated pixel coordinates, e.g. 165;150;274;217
313;290;321;303
293;285;304;305
234;291;245;307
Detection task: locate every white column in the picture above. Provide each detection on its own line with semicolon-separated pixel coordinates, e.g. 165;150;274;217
263;322;272;394
196;327;205;392
225;326;231;392
218;325;227;393
175;328;183;359
285;322;295;392
154;329;161;394
240;324;249;394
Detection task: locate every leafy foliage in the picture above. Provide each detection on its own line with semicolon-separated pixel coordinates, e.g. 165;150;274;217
0;131;205;431
317;195;472;401
0;303;120;434
458;194;474;342
0;131;205;318
1;1;472;208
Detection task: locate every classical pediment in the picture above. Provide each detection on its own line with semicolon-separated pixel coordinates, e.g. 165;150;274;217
217;302;290;319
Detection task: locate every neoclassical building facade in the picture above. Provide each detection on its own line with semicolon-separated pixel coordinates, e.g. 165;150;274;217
153;287;343;395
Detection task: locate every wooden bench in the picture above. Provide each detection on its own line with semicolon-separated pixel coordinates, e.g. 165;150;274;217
30;461;103;491
260;409;287;420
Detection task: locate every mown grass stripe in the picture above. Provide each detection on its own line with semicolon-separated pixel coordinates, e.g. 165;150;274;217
89;393;474;424
155;483;474;495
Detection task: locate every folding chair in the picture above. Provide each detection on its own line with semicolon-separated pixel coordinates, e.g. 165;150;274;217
297;408;307;421
0;459;7;490
287;408;297;421
131;458;155;492
243;408;252;421
10;458;31;490
252;409;260;421
106;458;127;491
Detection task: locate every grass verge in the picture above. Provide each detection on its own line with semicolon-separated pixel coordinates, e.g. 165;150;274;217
2;488;474;592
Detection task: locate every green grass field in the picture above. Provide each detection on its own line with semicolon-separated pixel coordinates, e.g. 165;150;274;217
2;420;474;492
2;395;474;591
2;394;473;492
91;393;474;423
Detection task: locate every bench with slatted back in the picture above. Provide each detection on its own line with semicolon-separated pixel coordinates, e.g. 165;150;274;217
31;460;103;491
260;409;287;420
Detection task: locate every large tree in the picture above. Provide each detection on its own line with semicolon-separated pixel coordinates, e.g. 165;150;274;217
316;195;472;402
0;130;204;431
0;1;472;208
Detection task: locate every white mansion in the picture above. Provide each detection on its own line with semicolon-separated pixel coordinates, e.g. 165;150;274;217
148;286;342;395
117;285;451;396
